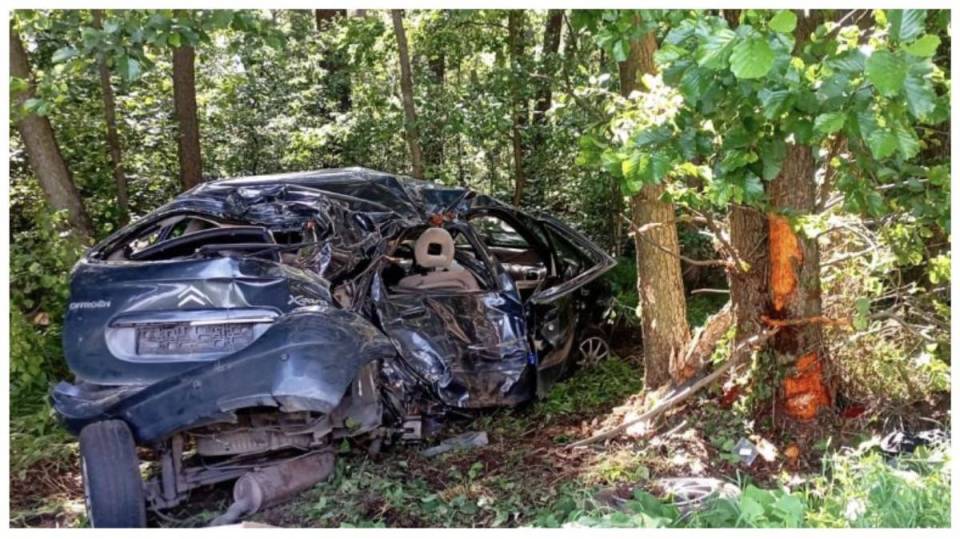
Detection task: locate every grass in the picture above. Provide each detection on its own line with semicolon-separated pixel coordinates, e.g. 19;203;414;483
8;357;952;528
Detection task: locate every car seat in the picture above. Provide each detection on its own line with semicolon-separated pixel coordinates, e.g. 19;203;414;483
396;228;479;291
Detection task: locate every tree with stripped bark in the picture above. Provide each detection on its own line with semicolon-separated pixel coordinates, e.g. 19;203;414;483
585;9;949;424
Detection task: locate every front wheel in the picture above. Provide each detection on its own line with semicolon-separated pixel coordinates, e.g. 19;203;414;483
78;420;146;528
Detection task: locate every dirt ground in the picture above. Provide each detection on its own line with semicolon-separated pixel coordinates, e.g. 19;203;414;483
9;346;950;528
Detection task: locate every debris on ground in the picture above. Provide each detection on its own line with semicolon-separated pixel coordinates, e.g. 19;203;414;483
420;431;489;457
654;477;741;515
879;429;948;456
732;438;759;465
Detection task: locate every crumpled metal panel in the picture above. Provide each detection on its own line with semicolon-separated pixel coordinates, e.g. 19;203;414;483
54;307;395;443
371;274;534;408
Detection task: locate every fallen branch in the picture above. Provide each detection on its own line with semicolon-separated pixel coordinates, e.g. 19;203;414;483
566;328;779;449
760;314;852;329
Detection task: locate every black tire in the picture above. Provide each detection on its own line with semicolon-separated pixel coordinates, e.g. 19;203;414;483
78;420;146;528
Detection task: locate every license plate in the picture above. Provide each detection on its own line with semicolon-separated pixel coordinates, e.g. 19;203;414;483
136;323;255;355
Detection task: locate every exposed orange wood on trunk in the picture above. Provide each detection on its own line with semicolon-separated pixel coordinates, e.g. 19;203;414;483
768;213;802;313
767;211;829;422
782;352;831;421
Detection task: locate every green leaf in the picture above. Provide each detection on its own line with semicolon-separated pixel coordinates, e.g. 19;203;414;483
768;10;797;34
814;112;846;134
894;123;920;159
51;46;78;63
729;37;775;79
757;88;792;119
760;138;786;180
903;34;941;57
117;56;141;81
695;28;736;69
903;70;936;119
866;130;898;159
167;31;182;48
650;153;674;182
865;51;907;96
887;10;926;43
611;40;628;63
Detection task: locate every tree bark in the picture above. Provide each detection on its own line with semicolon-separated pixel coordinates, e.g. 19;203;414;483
92;9;129;225
172;42;202;190
532;10;563;130
10;24;94;240
767;144;832;422
391;10;425;179
620;23;691;387
729;205;770;341
508;10;528;207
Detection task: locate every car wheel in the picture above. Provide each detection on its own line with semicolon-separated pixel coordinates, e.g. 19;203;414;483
78;420;146;528
577;327;610;367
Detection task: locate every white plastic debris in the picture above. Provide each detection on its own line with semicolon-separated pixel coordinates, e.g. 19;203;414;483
420;431;489;457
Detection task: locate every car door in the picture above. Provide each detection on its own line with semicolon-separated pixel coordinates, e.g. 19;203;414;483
464;208;616;392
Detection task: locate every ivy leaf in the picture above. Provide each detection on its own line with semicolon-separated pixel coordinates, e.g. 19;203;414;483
865;51;907;96
51;46;78;63
695;28;736;69
903;70;937;119
903;34;941;57
729;37;775;79
887;10;926;44
814;112;846;134
768;10;797;34
611;39;629;63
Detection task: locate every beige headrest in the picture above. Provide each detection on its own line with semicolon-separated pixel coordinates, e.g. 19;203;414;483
414;227;455;269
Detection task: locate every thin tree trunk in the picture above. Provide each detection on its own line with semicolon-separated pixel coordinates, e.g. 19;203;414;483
532;10;563;132
92;9;129;225
508;10;527;206
620;21;691;387
315;9;351;112
172;42;202;190
391;10;425;179
10;25;94;240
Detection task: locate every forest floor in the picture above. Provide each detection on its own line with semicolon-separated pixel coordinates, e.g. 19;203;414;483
10;335;951;528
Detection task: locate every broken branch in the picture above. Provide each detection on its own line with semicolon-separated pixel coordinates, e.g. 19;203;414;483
567;327;779;449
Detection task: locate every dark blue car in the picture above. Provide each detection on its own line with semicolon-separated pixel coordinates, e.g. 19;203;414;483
52;168;615;526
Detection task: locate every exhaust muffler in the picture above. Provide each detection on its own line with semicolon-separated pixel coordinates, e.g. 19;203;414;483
210;451;335;526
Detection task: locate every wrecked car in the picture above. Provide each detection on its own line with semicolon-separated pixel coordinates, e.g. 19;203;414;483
51;167;615;526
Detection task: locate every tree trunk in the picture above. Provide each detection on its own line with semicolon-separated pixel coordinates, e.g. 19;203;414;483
314;9;351;112
314;9;345;30
10;25;94;240
620;24;691;387
508;10;528;207
391;10;425;179
92;9;129;225
729;205;769;341
172;42;202;190
767;144;832;422
532;10;563;131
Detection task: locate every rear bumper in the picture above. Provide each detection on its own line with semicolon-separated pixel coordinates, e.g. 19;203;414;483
52;307;396;443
